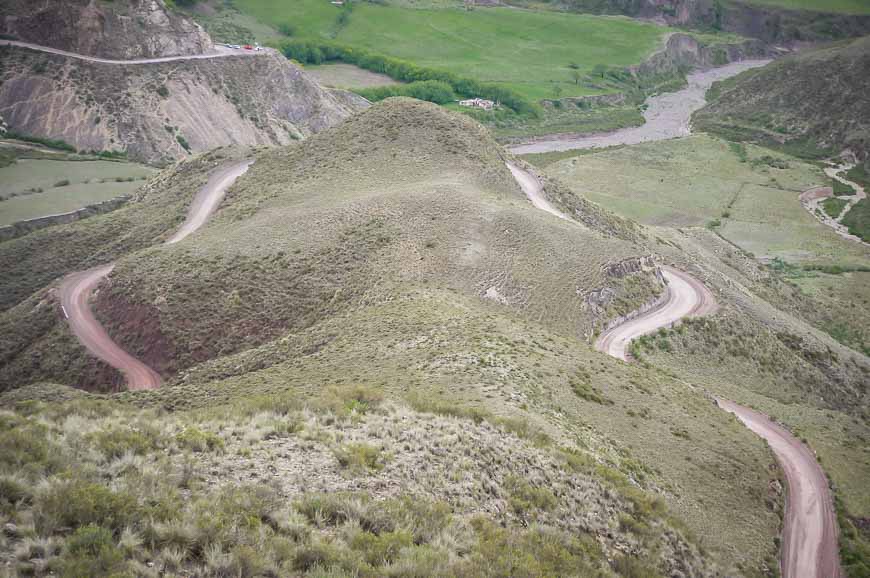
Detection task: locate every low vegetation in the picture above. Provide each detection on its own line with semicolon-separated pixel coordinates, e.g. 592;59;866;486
0;389;716;577
694;36;870;164
821;196;848;219
841;198;870;242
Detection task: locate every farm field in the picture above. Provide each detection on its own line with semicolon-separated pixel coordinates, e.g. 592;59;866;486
304;63;400;88
538;134;870;267
0;157;154;225
234;0;666;100
733;0;870;14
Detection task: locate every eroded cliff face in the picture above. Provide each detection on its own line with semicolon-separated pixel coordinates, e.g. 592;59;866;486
0;0;213;59
0;47;366;165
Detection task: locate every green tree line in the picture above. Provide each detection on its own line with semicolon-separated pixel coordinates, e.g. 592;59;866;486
281;40;537;115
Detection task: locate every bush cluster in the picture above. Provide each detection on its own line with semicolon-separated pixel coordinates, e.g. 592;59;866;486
281;40;536;114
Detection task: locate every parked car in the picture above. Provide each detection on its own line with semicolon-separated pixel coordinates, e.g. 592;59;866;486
243;44;253;50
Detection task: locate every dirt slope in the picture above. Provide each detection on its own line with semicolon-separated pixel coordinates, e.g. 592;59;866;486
0;44;363;164
0;0;213;59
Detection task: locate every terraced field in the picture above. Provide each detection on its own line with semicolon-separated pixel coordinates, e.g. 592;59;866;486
0;155;154;225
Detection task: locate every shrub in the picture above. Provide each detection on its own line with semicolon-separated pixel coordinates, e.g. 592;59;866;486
156;85;170;98
569;375;612;405
0;419;59;475
54;179;70;187
459;518;600;576
87;427;162;459
280;40;536;115
175;427;224;452
35;479;138;534
357;80;456;105
176;134;191;152
351;530;413;566
505;475;557;518
612;554;664;578
57;524;127;577
0;475;31;508
277;23;296;37
334;443;385;472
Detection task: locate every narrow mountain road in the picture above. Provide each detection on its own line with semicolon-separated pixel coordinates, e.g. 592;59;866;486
0;39;270;65
507;164;841;578
59;264;162;390
506;162;568;220
58;160;252;390
717;400;842;578
594;266;717;360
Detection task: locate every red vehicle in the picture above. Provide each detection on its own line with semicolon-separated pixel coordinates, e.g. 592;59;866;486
243;44;253;50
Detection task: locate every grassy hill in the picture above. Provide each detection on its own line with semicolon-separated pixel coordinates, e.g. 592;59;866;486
693;36;870;164
0;99;794;576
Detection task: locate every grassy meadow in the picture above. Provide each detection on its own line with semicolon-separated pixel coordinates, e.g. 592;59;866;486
537;134;870;268
234;0;666;100
0;156;154;225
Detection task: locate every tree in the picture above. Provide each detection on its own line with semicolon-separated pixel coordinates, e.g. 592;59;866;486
571;70;583;85
552;84;563;99
592;64;607;78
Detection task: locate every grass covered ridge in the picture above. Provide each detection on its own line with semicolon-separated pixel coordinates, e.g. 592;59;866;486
0;387;715;576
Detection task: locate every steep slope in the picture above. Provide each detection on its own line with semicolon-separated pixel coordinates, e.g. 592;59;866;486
0;100;790;574
693;36;870;165
59;99;658;384
0;0;213;59
0;44;362;165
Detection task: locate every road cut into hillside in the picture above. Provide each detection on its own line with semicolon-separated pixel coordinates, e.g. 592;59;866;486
58;160;252;390
508;162;841;578
0;39;271;65
717;400;842;578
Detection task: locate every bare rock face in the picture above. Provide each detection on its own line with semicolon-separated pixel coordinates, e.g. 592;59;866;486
0;0;213;59
0;47;367;165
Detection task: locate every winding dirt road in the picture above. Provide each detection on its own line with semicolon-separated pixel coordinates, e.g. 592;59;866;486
0;39;271;65
717;400;842;578
594;266;717;360
799;164;868;247
506;163;841;578
57;160;252;390
506;162;568;220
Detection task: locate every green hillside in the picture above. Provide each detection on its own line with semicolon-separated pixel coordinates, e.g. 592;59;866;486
694;36;870;163
233;0;665;101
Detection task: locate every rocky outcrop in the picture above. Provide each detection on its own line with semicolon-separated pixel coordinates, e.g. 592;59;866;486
0;0;213;59
632;32;772;78
602;255;660;279
0;46;366;165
